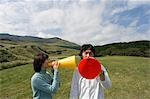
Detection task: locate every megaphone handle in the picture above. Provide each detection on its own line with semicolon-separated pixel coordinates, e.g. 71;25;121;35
48;62;53;67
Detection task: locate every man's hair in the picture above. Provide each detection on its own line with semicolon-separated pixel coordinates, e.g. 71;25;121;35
33;53;48;72
79;44;95;57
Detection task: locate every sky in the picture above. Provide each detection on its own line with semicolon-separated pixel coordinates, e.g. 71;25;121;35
0;0;150;45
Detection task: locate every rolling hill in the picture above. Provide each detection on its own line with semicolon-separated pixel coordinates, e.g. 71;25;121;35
95;40;150;57
0;33;79;47
0;33;80;70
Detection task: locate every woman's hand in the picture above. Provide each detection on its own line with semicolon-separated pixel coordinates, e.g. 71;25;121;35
51;61;59;70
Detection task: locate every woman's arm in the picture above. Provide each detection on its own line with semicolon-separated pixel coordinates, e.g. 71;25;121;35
32;70;60;94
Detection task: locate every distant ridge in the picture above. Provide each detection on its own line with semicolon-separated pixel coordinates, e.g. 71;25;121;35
0;33;78;46
95;40;150;57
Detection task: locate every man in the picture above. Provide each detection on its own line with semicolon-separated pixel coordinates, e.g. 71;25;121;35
70;44;112;99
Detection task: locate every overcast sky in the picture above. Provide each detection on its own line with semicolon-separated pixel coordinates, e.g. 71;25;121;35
0;0;150;45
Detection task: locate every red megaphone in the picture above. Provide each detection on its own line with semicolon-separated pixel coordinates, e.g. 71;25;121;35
78;57;102;79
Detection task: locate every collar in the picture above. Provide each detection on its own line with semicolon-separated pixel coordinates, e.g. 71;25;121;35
40;67;46;74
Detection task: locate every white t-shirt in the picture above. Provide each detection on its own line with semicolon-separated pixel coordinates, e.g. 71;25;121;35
70;65;112;99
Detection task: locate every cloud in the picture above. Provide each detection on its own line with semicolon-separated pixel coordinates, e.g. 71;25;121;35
0;0;150;45
37;32;56;38
31;8;64;31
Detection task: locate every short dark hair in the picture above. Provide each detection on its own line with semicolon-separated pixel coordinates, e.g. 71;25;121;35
79;44;95;57
33;53;48;72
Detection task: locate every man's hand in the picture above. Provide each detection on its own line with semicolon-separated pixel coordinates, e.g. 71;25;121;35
100;70;105;81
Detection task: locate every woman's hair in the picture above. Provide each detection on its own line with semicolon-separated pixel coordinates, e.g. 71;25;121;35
79;44;95;57
33;53;48;72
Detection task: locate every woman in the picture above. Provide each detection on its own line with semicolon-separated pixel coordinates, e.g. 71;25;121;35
31;53;60;99
70;44;112;99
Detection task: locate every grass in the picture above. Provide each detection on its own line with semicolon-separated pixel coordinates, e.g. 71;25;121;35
0;56;150;99
0;60;32;70
0;64;33;99
97;56;150;99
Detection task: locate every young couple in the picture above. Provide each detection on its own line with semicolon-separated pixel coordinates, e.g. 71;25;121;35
31;44;111;99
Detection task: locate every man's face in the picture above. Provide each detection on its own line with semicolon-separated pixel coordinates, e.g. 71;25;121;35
82;49;94;59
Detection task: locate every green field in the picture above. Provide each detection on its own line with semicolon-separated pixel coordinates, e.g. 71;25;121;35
0;56;150;99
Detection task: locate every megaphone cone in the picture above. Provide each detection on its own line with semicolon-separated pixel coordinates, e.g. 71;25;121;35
78;57;102;79
48;56;80;69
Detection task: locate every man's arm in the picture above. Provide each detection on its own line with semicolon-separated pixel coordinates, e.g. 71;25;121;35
100;65;112;89
70;69;79;99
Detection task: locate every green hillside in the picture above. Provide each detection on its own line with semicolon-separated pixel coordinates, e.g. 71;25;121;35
95;40;150;57
0;33;79;47
0;34;80;70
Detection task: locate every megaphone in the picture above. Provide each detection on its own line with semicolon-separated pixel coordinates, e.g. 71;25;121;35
48;56;102;79
78;57;102;79
48;55;81;69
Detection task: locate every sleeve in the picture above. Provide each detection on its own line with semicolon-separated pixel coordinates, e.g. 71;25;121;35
32;70;60;94
70;69;79;99
100;65;112;89
54;70;61;88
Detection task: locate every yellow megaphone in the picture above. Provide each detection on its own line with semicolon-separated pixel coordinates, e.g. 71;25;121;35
48;56;81;69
